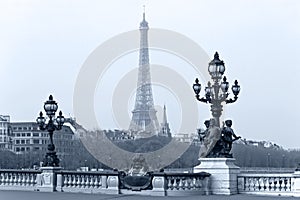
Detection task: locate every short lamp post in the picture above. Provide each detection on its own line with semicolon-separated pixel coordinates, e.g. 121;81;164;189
193;52;240;127
36;95;65;167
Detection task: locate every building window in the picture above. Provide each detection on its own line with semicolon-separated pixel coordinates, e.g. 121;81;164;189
16;147;20;152
27;133;31;137
16;133;20;137
21;140;25;144
33;147;39;151
26;139;30;144
26;147;30;151
33;133;39;137
15;140;20;144
21;147;25;151
33;139;39;144
22;133;25;137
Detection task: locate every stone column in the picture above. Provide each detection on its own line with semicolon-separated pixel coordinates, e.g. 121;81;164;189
36;167;61;192
194;158;240;195
56;173;63;192
106;175;119;194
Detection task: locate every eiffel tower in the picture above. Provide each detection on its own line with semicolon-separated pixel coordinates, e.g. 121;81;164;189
129;12;160;135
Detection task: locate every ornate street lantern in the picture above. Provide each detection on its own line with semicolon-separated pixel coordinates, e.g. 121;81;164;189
208;52;225;80
193;52;241;127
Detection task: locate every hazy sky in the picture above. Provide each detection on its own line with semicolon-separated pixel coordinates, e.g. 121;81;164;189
0;0;300;148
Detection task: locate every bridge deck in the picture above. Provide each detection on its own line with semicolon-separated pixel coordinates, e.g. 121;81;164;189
0;191;298;200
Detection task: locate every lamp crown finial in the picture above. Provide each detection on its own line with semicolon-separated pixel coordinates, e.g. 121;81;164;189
49;95;53;101
214;52;219;59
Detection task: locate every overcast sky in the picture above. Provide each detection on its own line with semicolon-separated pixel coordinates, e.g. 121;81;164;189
0;0;299;148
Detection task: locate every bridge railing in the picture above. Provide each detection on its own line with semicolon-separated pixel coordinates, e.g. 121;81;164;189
57;170;119;194
162;172;211;196
0;168;211;196
238;173;294;196
2;167;300;197
118;172;211;196
0;169;40;191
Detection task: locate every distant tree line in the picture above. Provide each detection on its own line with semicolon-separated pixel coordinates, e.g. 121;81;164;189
1;133;300;170
0;140;110;170
109;136;300;169
112;136;300;169
232;143;300;168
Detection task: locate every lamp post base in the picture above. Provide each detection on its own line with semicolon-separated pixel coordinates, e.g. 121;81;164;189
43;151;60;167
37;166;62;192
194;158;240;195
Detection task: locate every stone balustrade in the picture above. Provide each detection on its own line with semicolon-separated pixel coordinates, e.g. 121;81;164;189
166;172;210;195
3;167;300;197
0;169;40;191
163;172;211;196
119;172;211;196
238;173;293;196
0;169;209;196
57;170;119;194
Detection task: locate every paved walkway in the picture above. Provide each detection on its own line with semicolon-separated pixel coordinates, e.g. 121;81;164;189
0;191;299;200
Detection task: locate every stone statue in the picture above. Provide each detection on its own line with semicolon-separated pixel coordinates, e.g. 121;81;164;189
198;119;241;158
220;120;241;157
198;120;210;143
128;154;149;176
198;118;221;158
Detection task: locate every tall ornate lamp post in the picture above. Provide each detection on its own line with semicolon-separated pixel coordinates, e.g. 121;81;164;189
193;53;241;195
36;95;65;167
193;52;240;127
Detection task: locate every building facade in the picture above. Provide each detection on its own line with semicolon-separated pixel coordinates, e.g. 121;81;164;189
0;115;11;149
10;122;76;155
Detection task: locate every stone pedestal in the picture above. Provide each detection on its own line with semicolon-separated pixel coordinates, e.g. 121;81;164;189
194;158;239;195
36;167;61;192
151;176;166;196
106;175;120;194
